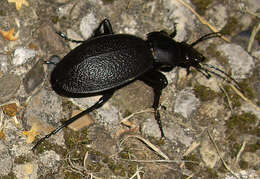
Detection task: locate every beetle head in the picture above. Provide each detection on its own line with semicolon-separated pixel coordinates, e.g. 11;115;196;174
178;41;205;70
147;31;205;72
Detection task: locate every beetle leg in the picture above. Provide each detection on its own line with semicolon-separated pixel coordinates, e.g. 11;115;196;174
140;70;168;138
169;22;177;38
93;18;114;37
32;92;114;151
56;31;85;43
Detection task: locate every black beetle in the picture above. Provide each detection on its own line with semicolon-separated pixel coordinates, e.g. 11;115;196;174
32;19;238;150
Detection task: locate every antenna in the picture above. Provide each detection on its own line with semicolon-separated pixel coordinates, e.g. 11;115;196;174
191;32;221;47
196;63;241;90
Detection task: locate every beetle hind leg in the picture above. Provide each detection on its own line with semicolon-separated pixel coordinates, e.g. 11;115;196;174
140;71;168;138
32;92;114;151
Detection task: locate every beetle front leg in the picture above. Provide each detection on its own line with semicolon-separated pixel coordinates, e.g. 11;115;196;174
140;70;168;138
32;92;114;150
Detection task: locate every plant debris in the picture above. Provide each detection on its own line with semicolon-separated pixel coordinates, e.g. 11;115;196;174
22;123;40;144
0;28;18;41
8;0;29;11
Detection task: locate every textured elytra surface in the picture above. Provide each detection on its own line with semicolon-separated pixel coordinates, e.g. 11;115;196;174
51;34;154;95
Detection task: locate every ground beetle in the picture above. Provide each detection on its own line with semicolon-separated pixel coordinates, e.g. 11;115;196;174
32;19;238;150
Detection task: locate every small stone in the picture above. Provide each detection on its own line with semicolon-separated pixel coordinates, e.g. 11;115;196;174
1;103;18;117
88;126;117;155
242;152;260;167
24;88;64;146
163;0;195;41
67;29;84;49
57;3;74;17
174;89;200;118
39;150;60;169
37;23;68;54
13;162;38;179
142;118;161;138
23;60;45;94
217;44;255;80
12;47;37;66
0;143;12;175
200;140;219;168
164;122;193;147
24;88;62;125
0;74;20;103
71;96;119;127
224;169;258;179
68;110;94;131
199;100;224;118
0;54;8;73
80;13;98;39
142;118;193;147
206;4;227;30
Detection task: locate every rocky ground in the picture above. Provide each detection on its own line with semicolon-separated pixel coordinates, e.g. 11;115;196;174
0;0;259;178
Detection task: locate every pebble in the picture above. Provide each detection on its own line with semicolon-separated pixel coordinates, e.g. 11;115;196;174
0;54;8;73
24;88;62;126
13;162;38;179
206;4;227;30
0;74;21;103
142;118;193;147
0;143;12;175
68;110;94;131
217;44;255;80
12;47;37;66
174;89;200;118
142;118;161;138
199;139;219;168
39;150;60;169
23;60;45;94
37;23;67;54
80;13;98;39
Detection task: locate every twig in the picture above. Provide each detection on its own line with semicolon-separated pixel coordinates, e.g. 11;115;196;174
121;159;199;164
175;0;230;42
83;151;89;169
230;84;260;111
186;173;195;179
120;135;169;160
235;141;246;165
207;130;239;179
67;157;85;176
129;166;144;179
127;0;132;9
66;153;103;179
183;141;200;157
241;8;260;19
247;24;260;53
220;84;233;111
0;110;4;130
121;108;154;123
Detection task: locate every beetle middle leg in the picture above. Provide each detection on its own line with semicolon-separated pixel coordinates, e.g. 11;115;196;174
56;18;113;43
32;92;114;150
56;31;85;44
93;18;114;37
140;70;168;138
169;22;178;38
